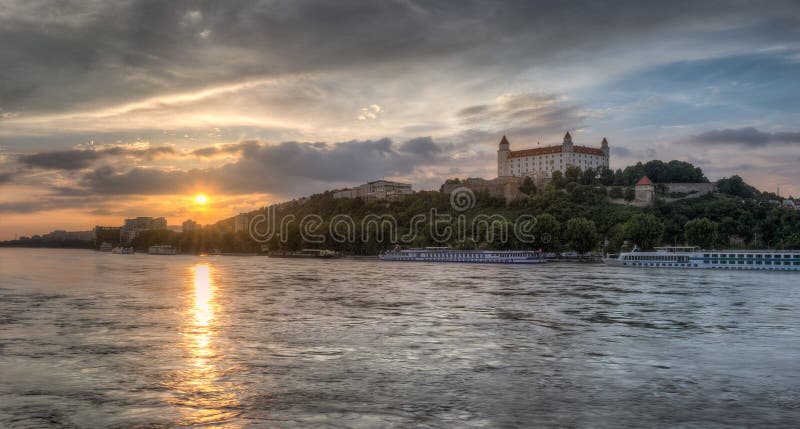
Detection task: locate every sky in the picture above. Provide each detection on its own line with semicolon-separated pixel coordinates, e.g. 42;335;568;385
1;0;799;239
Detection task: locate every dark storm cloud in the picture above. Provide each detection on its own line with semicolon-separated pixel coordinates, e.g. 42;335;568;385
3;0;799;114
73;138;448;196
18;146;176;170
399;137;441;157
692;127;800;147
0;196;107;214
0;172;14;184
611;146;632;157
18;149;103;170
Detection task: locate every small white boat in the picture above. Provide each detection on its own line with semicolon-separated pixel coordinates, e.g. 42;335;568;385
111;246;135;254
148;245;177;255
98;242;113;252
380;247;546;264
605;246;800;271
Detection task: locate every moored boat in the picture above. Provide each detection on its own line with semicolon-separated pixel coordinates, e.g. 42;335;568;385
148;244;177;255
605;246;800;270
269;249;339;258
111;246;135;254
380;247;546;264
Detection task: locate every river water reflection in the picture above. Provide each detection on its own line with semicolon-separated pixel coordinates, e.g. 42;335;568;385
1;248;799;427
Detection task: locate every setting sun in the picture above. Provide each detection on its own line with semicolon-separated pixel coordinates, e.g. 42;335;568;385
194;194;208;205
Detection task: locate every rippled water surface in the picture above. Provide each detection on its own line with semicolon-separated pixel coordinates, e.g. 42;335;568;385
1;248;799;428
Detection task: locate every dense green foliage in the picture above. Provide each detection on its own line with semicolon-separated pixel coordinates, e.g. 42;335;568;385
565;218;599;254
616;160;708;185
622;213;664;250
684;218;719;249
518;176;537;196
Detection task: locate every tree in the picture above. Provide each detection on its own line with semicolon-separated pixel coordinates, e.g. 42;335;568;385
609;186;624;199
598;166;615;186
717;175;757;199
565;217;598;255
580;167;597;185
518;176;537;196
533;214;560;252
551;170;566;189
619;160;707;185
785;233;800;250
624;187;636;201
613;169;625;186
684;217;719;249
564;166;582;184
622;213;664;250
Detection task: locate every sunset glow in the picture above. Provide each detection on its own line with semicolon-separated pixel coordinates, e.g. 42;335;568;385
194;194;208;205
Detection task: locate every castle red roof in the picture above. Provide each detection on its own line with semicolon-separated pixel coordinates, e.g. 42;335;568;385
499;135;510;145
508;145;562;158
574;146;604;156
507;145;604;158
636;176;654;186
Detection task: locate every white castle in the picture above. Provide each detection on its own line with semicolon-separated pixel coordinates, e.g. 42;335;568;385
497;132;610;179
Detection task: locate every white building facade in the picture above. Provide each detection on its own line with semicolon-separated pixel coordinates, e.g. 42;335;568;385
497;132;610;179
120;216;167;243
333;180;413;201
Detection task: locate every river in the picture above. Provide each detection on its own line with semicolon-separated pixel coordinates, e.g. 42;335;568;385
1;248;798;427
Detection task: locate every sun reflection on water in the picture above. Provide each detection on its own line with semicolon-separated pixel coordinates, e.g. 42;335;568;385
164;263;241;426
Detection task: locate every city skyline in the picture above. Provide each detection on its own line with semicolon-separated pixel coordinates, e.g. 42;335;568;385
2;1;800;239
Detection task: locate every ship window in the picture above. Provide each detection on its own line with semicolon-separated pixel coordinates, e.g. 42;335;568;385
738;254;744;258
747;254;753;258
711;254;718;258
703;254;709;258
785;262;791;266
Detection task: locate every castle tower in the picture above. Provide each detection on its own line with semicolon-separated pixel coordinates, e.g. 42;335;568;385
562;131;574;153
497;135;510;177
601;137;609;158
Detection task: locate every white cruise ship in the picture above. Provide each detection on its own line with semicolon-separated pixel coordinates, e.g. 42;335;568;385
605;246;800;271
380;247;546;264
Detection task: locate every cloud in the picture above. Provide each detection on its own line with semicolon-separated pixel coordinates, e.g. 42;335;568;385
457;92;589;140
18;149;103;170
691;127;800;147
70;138;449;196
0;196;107;214
189;141;260;158
0;172;13;184
17;145;176;170
357;104;382;121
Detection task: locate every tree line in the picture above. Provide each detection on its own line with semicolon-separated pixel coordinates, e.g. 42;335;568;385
130;159;799;254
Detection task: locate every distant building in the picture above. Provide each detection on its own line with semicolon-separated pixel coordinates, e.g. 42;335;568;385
121;217;167;243
94;226;121;246
333;180;413;201
43;230;93;241
439;177;528;202
234;213;251;233
635;176;655;203
182;219;201;232
497;132;609;179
